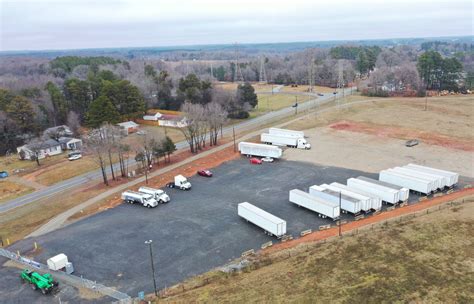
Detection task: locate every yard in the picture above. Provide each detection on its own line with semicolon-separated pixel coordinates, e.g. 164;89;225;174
0;180;34;204
254;94;313;113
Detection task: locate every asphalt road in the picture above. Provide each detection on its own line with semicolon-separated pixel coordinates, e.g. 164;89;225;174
0;91;341;213
7;158;431;301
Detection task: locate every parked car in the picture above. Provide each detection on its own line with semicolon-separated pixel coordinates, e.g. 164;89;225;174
405;139;419;147
250;158;262;165
261;157;274;163
0;171;8;178
197;169;213;177
68;154;82;161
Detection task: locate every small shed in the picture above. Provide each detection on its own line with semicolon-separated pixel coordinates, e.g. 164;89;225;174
117;121;139;135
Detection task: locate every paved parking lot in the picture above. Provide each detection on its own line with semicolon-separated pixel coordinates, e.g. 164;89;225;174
3;158;469;301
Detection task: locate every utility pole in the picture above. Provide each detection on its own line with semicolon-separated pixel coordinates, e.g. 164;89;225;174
233;43;244;83
259;56;267;83
144;240;158;296
294;96;298;115
338;191;342;237
233;126;236;152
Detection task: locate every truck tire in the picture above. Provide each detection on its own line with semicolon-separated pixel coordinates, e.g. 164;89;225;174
31;283;37;290
146;204;152;208
41;288;47;295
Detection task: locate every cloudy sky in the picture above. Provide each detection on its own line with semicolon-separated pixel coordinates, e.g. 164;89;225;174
0;0;472;51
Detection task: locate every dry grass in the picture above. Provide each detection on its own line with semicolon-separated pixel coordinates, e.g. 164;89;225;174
0;183;103;243
287;95;474;140
255;94;313;113
281;85;336;94
157;198;474;303
0;180;34;204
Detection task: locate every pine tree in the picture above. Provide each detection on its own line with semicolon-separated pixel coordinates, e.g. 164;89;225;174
85;95;120;128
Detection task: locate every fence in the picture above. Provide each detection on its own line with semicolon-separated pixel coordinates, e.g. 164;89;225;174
158;198;470;300
0;248;131;303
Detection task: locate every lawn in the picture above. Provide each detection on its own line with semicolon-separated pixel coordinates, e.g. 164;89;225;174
254;94;313;113
157;197;474;303
281;84;337;94
0;180;34;204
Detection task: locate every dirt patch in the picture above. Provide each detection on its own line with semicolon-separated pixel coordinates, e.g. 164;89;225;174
330;120;474;152
266;188;474;253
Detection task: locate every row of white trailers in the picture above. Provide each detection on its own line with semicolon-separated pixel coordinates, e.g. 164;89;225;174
379;164;459;195
237;164;459;238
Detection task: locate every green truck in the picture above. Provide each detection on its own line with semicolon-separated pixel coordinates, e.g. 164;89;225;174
20;269;59;294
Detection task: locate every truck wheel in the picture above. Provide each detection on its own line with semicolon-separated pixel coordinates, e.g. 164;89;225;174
147;204;152;208
31;283;37;290
41;288;47;295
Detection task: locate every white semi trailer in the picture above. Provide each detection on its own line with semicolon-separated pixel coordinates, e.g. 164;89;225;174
391;167;445;190
269;127;305;138
356;176;409;202
260;133;311;149
347;178;400;205
238;202;286;238
329;182;382;211
121;190;158;208
238;142;283;159
319;183;374;212
309;185;361;214
405;164;459;188
380;170;434;194
138;186;170;203
289;189;340;220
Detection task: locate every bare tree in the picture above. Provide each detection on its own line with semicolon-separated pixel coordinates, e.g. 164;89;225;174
180;102;203;153
67;111;81;136
206;102;227;146
84;128;109;186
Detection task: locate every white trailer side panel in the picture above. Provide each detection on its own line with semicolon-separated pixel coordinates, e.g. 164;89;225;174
289;189;340;220
405;164;458;187
309;185;361;214
261;133;297;146
391;167;444;189
328;183;377;211
269;127;304;138
386;169;436;193
238;202;286;237
320;184;372;212
352;178;400;202
380;170;432;194
347;178;399;204
238;142;283;159
356;176;410;202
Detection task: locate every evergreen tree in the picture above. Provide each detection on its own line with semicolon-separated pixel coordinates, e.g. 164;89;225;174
5;95;36;133
237;82;258;108
85;96;120;128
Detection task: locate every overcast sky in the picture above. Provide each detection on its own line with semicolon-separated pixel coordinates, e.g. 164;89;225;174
0;0;472;51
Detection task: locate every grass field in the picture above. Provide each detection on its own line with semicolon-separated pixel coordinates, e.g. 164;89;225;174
157;197;474;303
0;180;34;204
281;84;337;94
254;94;313;113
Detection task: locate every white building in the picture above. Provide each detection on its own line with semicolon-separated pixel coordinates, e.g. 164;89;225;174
58;137;83;151
17;139;63;160
117;121;139;135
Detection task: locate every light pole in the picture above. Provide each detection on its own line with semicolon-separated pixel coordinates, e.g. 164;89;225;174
233;126;236;152
338;191;342;237
144;240;158;296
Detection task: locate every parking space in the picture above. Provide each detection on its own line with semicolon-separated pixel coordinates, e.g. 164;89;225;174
5;158;470;299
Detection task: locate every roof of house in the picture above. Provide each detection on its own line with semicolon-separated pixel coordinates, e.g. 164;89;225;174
45;125;72;134
24;139;61;151
117;121;139;128
160;114;183;121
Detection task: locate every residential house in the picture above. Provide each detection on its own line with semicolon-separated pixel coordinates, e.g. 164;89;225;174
17;139;62;160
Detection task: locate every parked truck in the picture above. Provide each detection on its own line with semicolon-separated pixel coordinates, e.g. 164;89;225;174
121;190;158;208
238;202;286;238
405;164;458;188
347;178;400;205
20;269;58;295
380;170;434;194
328;182;381;211
166;175;192;190
260;133;311;149
269;127;305;138
238;142;283;159
138;186;170;203
309;185;362;214
356;176;409;202
289;189;340;220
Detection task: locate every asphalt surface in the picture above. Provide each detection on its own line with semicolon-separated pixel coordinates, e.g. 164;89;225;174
0;91;340;213
5;156;459;302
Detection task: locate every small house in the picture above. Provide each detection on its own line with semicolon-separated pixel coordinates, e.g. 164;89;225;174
117;121;139;135
143;112;162;121
17;139;62;160
58;137;82;151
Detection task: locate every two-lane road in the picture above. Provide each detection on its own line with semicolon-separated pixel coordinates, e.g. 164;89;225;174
0;92;344;213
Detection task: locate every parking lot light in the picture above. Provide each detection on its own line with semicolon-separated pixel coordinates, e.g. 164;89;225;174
144;240;158;296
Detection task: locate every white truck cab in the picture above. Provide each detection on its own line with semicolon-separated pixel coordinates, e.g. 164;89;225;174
297;138;311;149
174;175;192;190
138;186;171;203
121;190;158;208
